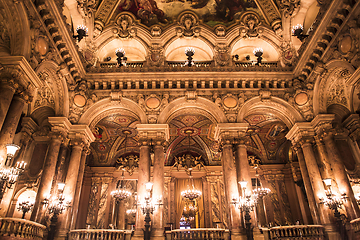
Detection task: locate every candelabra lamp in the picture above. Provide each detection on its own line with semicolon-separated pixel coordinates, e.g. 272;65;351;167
43;183;71;240
320;178;348;240
116;48;127;67
0;144;25;204
73;25;88;42
253;48;263;66
292;24;308;41
185;47;195;67
17;199;34;219
140;182;162;240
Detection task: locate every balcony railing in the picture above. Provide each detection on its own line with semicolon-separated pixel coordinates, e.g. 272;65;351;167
69;229;133;240
263;225;325;240
165;228;230;240
0;217;46;240
350;218;360;240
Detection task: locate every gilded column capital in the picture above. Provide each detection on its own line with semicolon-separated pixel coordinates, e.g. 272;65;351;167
310;114;335;138
48;117;71;144
136;124;169;144
286;122;315;146
69;125;96;148
343;114;360;141
214;123;249;144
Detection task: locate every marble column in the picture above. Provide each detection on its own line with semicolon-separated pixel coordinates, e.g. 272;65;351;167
221;143;241;234
57;142;84;237
152;142;165;240
234;141;251;193
116;200;126;229
300;140;330;224
0;95;26;167
293;146;321;224
30;134;63;222
31;117;71;222
0;79;18;131
134;142;151;239
70;150;88;230
322;133;360;219
314;136;333;180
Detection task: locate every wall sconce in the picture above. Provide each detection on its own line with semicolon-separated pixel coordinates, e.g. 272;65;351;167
115;48;127;67
253;48;263;66
73;25;88;42
0;144;25;204
292;24;308;41
319;178;347;219
43;183;71;240
185;47;195;67
17;199;34;219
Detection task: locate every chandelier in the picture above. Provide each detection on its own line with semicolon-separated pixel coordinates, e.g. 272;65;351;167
181;168;201;201
111;171;132;202
182;202;197;218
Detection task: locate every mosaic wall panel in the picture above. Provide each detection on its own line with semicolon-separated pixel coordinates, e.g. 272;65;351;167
220;180;229;229
86;178;100;227
210;181;221;224
97;180;110;228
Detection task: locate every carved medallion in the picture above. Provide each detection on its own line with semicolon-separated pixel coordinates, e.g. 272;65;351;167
339;35;352;54
294;92;309;106
74;94;87;107
223;96;238;108
146;97;161;109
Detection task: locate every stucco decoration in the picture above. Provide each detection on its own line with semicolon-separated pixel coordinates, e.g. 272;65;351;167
278;0;300;17
77;0;97;18
239;12;262;38
115;14;136;39
147;44;165;66
214;44;230;66
176;12;200;38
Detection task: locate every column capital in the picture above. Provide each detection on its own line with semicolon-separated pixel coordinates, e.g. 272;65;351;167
48;117;72;143
69;125;96;148
136;124;169;143
214;123;249;143
285;122;315;145
21;117;39;136
310;114;335;137
343;114;360;140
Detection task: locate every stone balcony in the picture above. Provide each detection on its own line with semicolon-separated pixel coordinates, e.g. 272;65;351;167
0;217;46;240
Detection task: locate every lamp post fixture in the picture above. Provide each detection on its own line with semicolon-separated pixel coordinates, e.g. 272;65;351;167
44;183;71;240
140;182;162;240
0;144;25;204
17;199;34;219
73;25;88;42
292;24;308;41
115;48;127;67
253;48;263;66
185;47;195;67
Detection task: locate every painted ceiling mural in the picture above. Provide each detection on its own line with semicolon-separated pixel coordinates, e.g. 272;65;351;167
97;0;260;26
88;113;291;166
89;114;140;166
244;114;290;163
166;114;220;166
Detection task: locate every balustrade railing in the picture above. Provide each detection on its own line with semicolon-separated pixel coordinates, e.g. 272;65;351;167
263;225;325;240
350;218;360;240
69;229;133;240
165;228;230;240
0;217;46;240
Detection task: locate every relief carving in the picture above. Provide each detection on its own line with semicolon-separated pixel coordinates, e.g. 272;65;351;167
177;13;200;38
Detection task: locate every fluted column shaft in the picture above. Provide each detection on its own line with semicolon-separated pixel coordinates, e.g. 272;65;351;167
31;135;62;222
0;96;26;167
152;143;165;239
222;143;241;232
0;82;17;131
300;141;330;225
294;146;321;224
135;144;151;233
323;134;360;219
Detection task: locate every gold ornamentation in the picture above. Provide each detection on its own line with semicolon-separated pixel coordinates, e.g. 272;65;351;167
116;154;139;175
